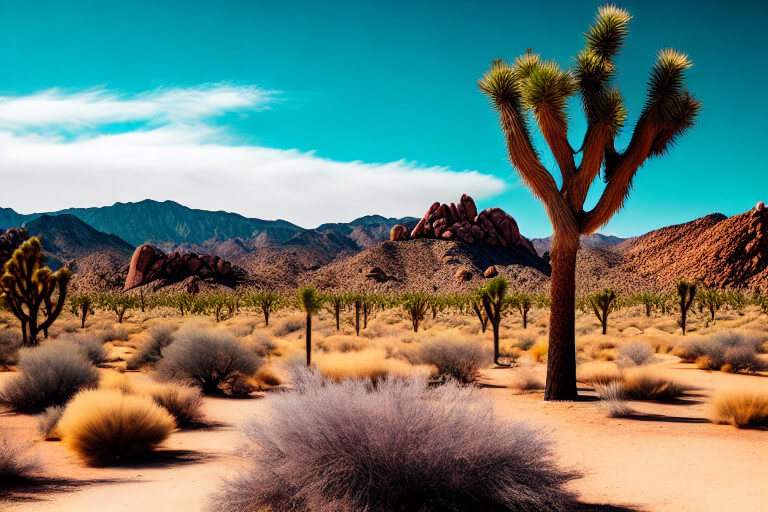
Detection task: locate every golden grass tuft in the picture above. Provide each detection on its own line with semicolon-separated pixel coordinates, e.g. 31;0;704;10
253;365;284;389
314;349;428;383
576;361;621;386
620;367;688;401
528;342;548;362
709;389;768;428
57;389;175;465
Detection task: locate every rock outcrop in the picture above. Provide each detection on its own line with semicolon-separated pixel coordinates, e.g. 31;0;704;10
0;227;30;264
408;194;536;254
124;243;236;291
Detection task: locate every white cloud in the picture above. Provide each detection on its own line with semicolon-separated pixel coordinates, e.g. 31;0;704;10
0;84;275;130
0;86;505;227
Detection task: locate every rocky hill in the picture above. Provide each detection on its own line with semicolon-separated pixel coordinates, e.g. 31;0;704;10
531;233;626;256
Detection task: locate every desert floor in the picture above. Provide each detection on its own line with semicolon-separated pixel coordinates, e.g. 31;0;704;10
1;305;766;512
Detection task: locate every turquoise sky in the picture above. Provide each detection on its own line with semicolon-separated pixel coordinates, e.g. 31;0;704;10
0;0;766;236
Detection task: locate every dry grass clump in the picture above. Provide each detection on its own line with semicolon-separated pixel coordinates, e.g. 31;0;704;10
126;325;176;370
528;342;549;362
57;389;175;465
245;331;278;358
577;361;621;387
314;349;423;383
271;315;304;337
616;341;655;367
0;329;21;368
37;405;65;440
138;382;204;427
208;376;577;512
709;388;768;428
0;435;40;482
620;367;688;401
416;337;491;384
675;330;766;373
156;328;261;394
509;362;543;393
253;365;284;389
57;332;109;365
0;343;99;411
595;382;634;418
97;325;130;343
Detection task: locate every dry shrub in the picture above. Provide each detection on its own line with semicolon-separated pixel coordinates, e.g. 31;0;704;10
57;389;175;465
254;365;284;389
0;343;99;411
416;337;491;384
100;372;135;393
314;349;423;383
528;342;549;362
208;377;577;512
576;362;621;387
0;330;22;368
57;332;109;365
37;405;65;440
245;331;278;358
674;330;766;372
137;381;204;427
595;382;633;418
616;341;655;367
156;328;261;394
621;368;688;401
97;325;130;342
271;315;304;337
709;389;768;428
509;362;543;393
0;435;40;482
514;332;537;350
126;325;176;370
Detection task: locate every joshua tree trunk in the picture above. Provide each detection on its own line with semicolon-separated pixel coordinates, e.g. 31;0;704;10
544;232;579;401
473;304;488;333
335;305;340;330
305;312;312;366
354;301;361;336
263;307;270;326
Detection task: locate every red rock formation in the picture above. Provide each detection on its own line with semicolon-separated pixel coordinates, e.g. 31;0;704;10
409;194;536;254
484;265;498;278
389;224;408;241
124;243;235;291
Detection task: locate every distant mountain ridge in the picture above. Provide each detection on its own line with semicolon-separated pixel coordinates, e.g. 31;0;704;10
530;233;626;256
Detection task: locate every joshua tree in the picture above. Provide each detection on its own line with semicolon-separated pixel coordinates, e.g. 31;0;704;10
697;288;724;322
509;291;534;329
479;5;699;399
98;292;140;323
247;290;283;326
676;280;697;335
70;293;95;328
324;292;347;331
468;291;489;333
400;292;429;333
588;289;618;335
298;286;323;366
481;277;509;365
0;238;71;345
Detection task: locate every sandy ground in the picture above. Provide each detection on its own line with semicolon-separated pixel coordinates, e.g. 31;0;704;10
1;357;766;512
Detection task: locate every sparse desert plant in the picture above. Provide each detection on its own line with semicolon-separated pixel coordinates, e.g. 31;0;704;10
616;340;655;367
70;292;95;328
0;435;40;482
480;277;509;365
709;388;768;428
677;280;697;335
399;292;430;333
416;337;491;384
253;365;284;389
479;4;699;399
698;288;725;322
0;237;71;345
621;367;688;401
528;342;549;362
674;330;765;372
576;361;621;387
515;332;537;351
722;346;764;373
0;329;21;369
245;331;278;358
57;332;108;365
156;328;261;394
208;377;577;512
509;362;543;393
126;325;176;370
37;405;65;440
585;289;619;335
97;292;140;323
271;315;304;337
314;349;421;383
97;325;130;343
0;343;99;411
595;382;633;418
57;389;175;465
244;290;285;326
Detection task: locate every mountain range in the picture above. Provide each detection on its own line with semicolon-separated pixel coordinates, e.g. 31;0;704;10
2;199;765;292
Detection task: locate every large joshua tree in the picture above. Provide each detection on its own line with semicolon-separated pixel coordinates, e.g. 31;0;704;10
479;5;700;400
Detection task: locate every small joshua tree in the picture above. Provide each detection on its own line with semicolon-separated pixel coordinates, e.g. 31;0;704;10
633;291;658;318
0;238;71;346
400;292;429;333
298;286;323;366
246;290;283;326
676;280;697;335
479;4;699;399
698;288;724;322
70;293;95;328
509;291;534;329
324;292;347;331
481;277;509;365
588;289;618;335
468;290;489;333
98;292;140;323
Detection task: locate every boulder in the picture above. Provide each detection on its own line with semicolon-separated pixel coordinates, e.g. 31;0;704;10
484;265;498;278
390;224;409;241
454;268;473;281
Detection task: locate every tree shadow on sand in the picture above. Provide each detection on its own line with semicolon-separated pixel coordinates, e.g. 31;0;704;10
575;503;644;512
0;476;118;503
108;448;215;469
623;413;710;424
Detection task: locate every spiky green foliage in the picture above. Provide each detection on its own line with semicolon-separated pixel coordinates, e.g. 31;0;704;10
297;287;323;366
521;60;577;115
399;292;430;333
97;292;140;323
698;288;725;322
243;290;285;326
70;293;95;328
481;277;509;365
0;238;71;346
586;289;619;335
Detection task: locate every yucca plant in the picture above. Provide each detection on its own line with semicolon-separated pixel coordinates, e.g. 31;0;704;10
400;292;430;333
724;288;748;315
324;292;348;331
697;288;724;322
479;5;699;399
0;238;71;346
676;280;697;335
508;291;534;329
97;292;140;323
632;291;659;318
480;277;509;365
244;290;284;326
297;287;323;366
587;289;618;335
